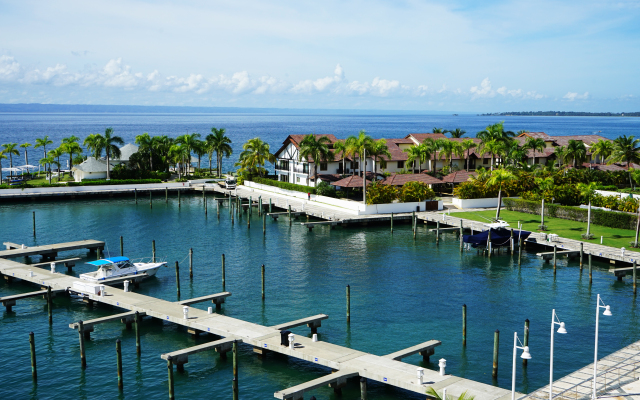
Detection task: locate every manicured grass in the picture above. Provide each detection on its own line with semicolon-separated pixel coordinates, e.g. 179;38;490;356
454;209;637;249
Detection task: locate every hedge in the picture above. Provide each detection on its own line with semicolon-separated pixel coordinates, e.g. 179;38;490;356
251;177;316;194
0;179;163;189
503;198;638;230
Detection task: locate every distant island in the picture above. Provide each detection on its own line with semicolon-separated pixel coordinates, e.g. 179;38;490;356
480;111;640;117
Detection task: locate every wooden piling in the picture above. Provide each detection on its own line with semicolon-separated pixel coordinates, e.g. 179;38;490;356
247;207;250;228
189;248;193;280
510;229;514;255
47;286;52;325
518;235;522;265
261;264;265;300
178;190;181;208
412;211;416;239
462;304;467;346
523;319;530;367
259;197;262;216
634;261;637;295
29;332;37;381
460;220;464;252
360;377;367;400
150;191;152;209
33;211;36;238
167;358;175;400
288;205;292;226
120;236;124;257
346;284;351;324
487;230;491;258
589;253;592;284
152;240;156;262
263;213;266;236
204;192;207;215
492;329;499;378
217;197;220;217
390;212;394;234
269;198;272;213
553;244;557;272
249;196;252;216
175;261;180;298
135;188;137;204
135;311;141;356
231;203;234;225
78;320;86;369
165;187;168;203
232;340;239;400
436;221;440;244
116;339;123;391
221;254;226;290
580;242;584;269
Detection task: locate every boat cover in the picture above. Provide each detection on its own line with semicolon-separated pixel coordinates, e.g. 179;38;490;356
86;256;129;266
463;228;531;248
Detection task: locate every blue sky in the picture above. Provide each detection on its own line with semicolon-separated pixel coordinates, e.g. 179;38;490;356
0;0;639;112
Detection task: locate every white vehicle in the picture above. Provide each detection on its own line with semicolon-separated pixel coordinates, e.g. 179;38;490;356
79;256;165;283
485;220;510;229
225;177;237;190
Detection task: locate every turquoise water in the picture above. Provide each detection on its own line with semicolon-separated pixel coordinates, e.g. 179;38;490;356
0;194;638;399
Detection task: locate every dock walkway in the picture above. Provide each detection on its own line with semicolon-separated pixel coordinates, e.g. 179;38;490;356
0;240;104;260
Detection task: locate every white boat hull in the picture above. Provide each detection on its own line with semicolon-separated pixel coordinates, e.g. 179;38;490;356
80;262;165;283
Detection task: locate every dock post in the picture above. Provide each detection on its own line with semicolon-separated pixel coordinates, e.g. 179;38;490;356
178;190;181;208
518;235;522;265
492;329;499;378
553;244;557;273
189;248;193;280
135;188;137;204
33;211;36;238
263;213;266;236
175;261;181;298
462;304;467;346
249;196;252;216
589;253;592;284
29;332;37;381
97;247;102;260
259;197;262;216
204;192;207;215
232;340;239;400
346;284;351;324
47;286;52;325
165;187;168;203
510;229;514;255
288;205;292;226
390;212;394;234
360;377;367;400
247;208;250;229
150;191;152;209
167;358;175;400
460;221;464;252
120;236;124;257
217;198;220;217
436;221;440;245
634;261;637;295
116;339;123;391
261;264;265;300
78;320;86;369
269;198;272;213
221;254;226;290
487;230;492;258
152;240;156;263
412;211;416;239
523;319;530;367
135;311;141;356
231;203;234;225
580;242;584;269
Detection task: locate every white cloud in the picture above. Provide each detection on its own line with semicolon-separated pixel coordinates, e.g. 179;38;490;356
563;91;590;101
470;78;495;97
0;56;22;81
291;63;344;94
471;78;546;100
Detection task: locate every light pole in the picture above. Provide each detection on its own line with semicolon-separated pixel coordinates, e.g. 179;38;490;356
592;294;612;400
549;309;567;400
512;331;532;400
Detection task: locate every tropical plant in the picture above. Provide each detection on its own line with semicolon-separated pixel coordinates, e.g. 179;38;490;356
83;133;103;158
432;127;445;133
61;136;82;170
154;135;174;173
366;182;398;204
504;141;528;167
0;151;6;182
20;142;32;166
399;181;435;202
345;130;374;176
610;135;640;186
577;182;598;239
460;139;477;171
47;147;64;181
446;128;466;138
39;155;54;184
193;139;207;172
478;139;504;170
477;121;515;144
486;168;517;220
565;139;587;168
299;134;332;185
333;140;349;175
590;139;613;164
235;137;275;177
369;139;392;173
554;145;567;168
422;138;440;172
405;145;427;173
207;128;232;177
95;128;124;180
426;387;475;400
168;144;188;179
34;136;53;173
315;181;337;197
524;137;546;165
1;143;19;178
175;132;202;176
437;139;460;169
135;132;156;171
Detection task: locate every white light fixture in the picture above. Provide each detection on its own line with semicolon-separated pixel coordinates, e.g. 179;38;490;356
593;294;612;400
512;331;532;400
550;309;568;400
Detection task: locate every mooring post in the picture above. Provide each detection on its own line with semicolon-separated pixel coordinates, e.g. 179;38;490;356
78;320;86;369
152;240;156;262
492;329;499;378
263;213;266;235
261;264;265;300
523;319;530;367
553;244;557;272
165;187;168;203
390;212;394;234
436;220;440;244
634;261;637;295
222;254;226;290
120;236;124;257
167;358;175;400
259;197;262;216
150;191;152;209
462;304;467;346
47;286;52;325
249;196;252;216
247;207;250;228
589;253;593;284
232;340;239;400
175;261;181;298
29;332;37;381
510;229;514;255
116;339;123;391
412;211;416;239
33;211;36;238
189;248;193;280
346;284;351;324
288;205;292;226
217;197;220;217
518;235;522;265
269;198;272;213
460;221;464;252
580;242;584;269
178;190;181;208
231;203;234;225
204;192;207;215
360;377;367;400
135;188;137;204
487;230;492;258
97;247;102;260
135;311;141;356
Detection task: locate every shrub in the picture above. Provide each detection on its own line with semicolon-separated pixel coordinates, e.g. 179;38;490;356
315;181;336;198
366;182;398;204
251;177;317;194
399;181;435;202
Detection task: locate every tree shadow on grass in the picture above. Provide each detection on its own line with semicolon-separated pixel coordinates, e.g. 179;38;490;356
612;235;634;239
569;227;583;231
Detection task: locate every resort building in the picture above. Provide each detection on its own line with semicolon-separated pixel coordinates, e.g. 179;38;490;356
71;143;140;181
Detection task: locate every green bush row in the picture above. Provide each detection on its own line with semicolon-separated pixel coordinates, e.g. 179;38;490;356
251;177;316;194
503;198;638;230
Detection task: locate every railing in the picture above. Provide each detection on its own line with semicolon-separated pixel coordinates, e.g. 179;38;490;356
293;164;309;174
275;161;290;171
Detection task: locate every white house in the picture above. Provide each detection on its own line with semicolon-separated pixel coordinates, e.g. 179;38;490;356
72;157;115;182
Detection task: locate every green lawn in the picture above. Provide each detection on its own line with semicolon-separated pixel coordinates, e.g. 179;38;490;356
453;209;637;249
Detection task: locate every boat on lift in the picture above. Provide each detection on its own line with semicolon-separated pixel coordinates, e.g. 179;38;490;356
79;256;165;283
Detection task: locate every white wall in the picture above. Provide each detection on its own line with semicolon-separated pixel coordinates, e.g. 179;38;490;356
0;182;187;195
452;197;508;209
596;189;640;200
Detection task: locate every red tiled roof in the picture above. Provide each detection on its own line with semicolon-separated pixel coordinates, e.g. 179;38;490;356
331;175;372;188
517;132;552;140
441;170;478;183
382;173;443;186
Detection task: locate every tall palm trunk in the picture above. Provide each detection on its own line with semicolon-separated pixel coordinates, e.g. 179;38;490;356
466;149;470;172
495;188;502;221
106;152;110;180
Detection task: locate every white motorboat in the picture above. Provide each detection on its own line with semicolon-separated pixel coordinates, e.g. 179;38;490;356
224;177;237;190
485;219;510;229
79;256;166;283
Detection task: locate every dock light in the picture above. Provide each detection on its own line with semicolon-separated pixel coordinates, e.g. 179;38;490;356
288;333;295;350
183;306;189;320
512;332;532;400
439;358;446;376
603;305;612;317
592;294;612;400
557;322;567;334
50;262;56;273
520;346;532;360
417;367;425;384
550;310;568;400
208;307;213;314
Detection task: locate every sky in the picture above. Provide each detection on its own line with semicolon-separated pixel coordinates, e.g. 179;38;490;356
0;0;639;113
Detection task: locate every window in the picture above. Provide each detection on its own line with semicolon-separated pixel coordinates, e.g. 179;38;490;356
483;158;488;164
350;161;359;170
320;162;327;171
397;161;404;169
279;175;288;182
380;160;387;169
296;177;300;183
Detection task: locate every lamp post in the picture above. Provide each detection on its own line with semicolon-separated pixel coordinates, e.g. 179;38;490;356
592;294;612;400
549;309;567;400
512;331;532;400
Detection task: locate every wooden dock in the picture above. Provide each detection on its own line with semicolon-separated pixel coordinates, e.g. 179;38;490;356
0;242;514;400
0;240;104;261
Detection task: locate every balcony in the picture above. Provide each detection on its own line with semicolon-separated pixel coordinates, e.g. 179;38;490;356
293;164;309;174
275;160;290;171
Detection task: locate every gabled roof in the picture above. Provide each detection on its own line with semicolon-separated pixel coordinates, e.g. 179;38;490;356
441;170;478;183
331;174;372;188
382;173;443;186
72;157;112;173
117;143;139;162
274;134;339;162
406;133;447;144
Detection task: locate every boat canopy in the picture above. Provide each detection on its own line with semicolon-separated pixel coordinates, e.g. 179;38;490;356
86;256;130;266
463;228;531;248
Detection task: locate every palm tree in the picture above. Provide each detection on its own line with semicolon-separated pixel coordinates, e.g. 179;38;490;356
524;137;546;165
207;128;233;177
47;147;64;181
554;145;567;168
34;136;53;173
478;139;503;171
0;151;6;183
487;168;517;221
404;145;426;173
426;387;475;400
460;139;477;171
83;133;104;158
39;156;54;184
333;140;348;175
95;128;124;180
590;139;613;164
169;144;188;179
517;129;529;135
135;133;155;171
193;139;207;173
423;138;440;172
154;135;174;173
505;141;528;167
345;130;374;176
299;134;332;185
61;136;81;170
446;128;466;138
235;137;275;177
477;121;515;144
437;139;458;169
369;139;392;173
176;133;202;176
1;143;19;178
20;143;32;166
432;127;445;133
577;182;597;239
565;139;587;168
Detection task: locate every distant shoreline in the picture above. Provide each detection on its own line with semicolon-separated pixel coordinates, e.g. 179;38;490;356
481;111;640;117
